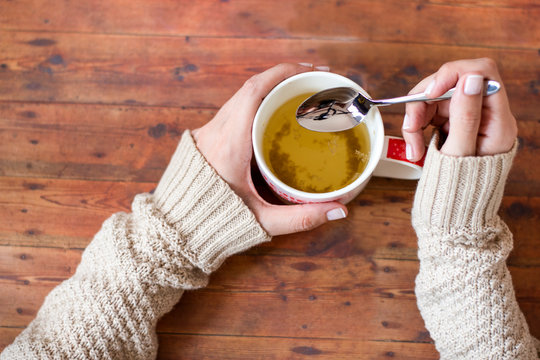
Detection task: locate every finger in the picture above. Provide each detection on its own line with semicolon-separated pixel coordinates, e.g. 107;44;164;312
434;100;450;120
441;73;484;156
235;63;314;125
257;202;348;236
401;126;426;162
402;75;438;161
424;58;499;98
424;58;512;123
403;103;439;161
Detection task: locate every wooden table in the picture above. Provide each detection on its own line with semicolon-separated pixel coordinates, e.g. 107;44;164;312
1;1;538;358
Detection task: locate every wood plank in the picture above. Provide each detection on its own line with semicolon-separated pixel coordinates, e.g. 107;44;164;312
0;282;52;327
430;0;538;7
0;280;429;341
0;246;78;284
511;120;540;197
1;247;417;293
0;327;24;354
1;245;538;334
0;102;213;182
156;334;438;360
1;245;538;295
0;326;438;359
0;32;538;120
519;302;540;340
1;286;536;351
0;177;417;250
1;177;538;263
261;195;540;263
0;292;540;358
0;0;538;50
0;103;538;195
0;177;155;248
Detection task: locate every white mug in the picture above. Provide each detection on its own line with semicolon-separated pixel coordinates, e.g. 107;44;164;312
252;71;425;204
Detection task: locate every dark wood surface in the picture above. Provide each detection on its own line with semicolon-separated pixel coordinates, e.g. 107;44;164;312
1;1;539;358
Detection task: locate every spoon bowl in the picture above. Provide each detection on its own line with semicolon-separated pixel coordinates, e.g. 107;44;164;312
296;80;501;132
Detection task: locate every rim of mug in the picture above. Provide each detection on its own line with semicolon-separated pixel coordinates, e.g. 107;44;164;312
252;71;385;201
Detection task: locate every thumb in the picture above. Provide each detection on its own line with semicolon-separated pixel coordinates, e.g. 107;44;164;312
441;74;484;156
258;202;348;236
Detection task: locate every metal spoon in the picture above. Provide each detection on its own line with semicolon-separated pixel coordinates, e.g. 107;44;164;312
296;80;501;132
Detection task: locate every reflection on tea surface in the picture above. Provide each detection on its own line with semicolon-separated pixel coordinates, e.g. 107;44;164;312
263;93;370;193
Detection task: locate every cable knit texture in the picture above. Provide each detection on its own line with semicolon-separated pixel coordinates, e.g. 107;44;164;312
1;131;271;359
413;132;539;359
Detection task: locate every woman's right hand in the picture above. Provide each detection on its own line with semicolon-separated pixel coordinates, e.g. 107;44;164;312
401;58;517;161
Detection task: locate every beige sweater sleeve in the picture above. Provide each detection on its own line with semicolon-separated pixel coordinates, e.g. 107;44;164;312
1;131;271;360
412;133;539;359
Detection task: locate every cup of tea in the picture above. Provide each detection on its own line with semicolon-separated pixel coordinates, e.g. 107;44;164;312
252;71;425;204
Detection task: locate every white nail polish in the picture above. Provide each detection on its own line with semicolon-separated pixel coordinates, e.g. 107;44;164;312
403;114;411;130
406;143;414;161
424;80;436;95
298;62;313;68
315;65;330;71
464;74;483;95
326;208;346;221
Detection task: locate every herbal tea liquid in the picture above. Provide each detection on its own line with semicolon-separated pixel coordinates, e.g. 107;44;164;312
263;93;370;193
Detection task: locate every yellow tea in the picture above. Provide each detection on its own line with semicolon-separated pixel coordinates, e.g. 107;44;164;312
263;93;371;193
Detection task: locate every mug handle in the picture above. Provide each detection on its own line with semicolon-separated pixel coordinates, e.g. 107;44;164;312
373;136;426;180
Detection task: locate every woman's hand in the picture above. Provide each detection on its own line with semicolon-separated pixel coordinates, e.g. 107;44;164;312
402;58;517;161
192;63;347;236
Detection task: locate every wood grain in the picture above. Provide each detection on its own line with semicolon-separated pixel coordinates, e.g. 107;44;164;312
1;0;539;358
0;104;538;196
0;177;155;248
1;176;538;265
156;334;438;360
1;0;538;49
0;328;23;353
1;245;538;332
0;326;439;360
0;102;212;182
1;32;538;120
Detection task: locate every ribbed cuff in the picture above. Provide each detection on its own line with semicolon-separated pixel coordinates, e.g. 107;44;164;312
413;132;518;236
153;130;271;274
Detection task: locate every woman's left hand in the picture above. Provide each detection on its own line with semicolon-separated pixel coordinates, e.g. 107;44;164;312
192;63;348;236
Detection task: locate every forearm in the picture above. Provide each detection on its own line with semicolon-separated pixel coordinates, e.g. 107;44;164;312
413;133;538;359
415;222;536;359
1;131;271;359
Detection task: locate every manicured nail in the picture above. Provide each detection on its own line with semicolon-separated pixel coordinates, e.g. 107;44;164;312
406;143;414;161
464;74;483;95
403;114;411;130
298;62;313;68
424;80;436;96
315;65;330;71
326;208;346;221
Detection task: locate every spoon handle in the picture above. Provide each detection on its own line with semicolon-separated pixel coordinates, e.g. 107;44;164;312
374;80;500;106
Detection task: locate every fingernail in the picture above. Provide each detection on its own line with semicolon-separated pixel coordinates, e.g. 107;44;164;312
403;114;411;130
464;74;483;95
315;65;330;71
406;143;414;161
326;208;346;221
424;80;436;95
298;62;313;68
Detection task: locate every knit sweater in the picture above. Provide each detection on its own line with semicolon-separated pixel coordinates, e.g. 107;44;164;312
1;131;271;359
1;130;538;359
413;132;539;359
